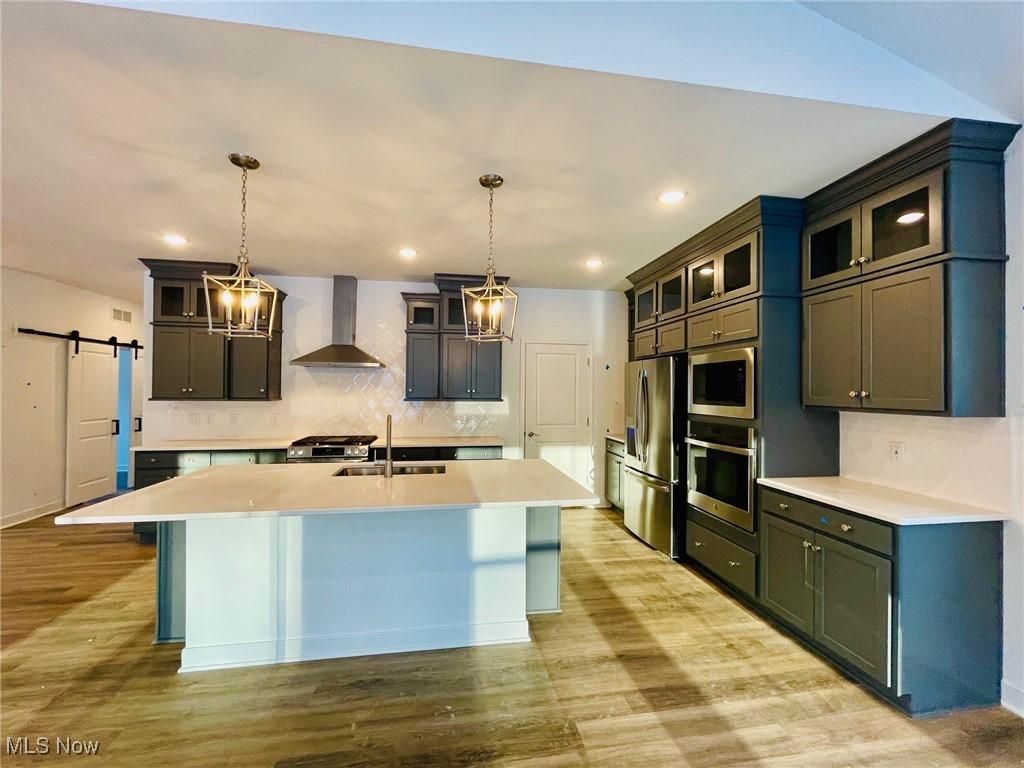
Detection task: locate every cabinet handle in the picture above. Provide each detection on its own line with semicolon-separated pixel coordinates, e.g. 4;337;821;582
802;540;812;548
857;256;869;264
727;560;740;567
849;390;858;398
181;387;188;393
779;502;789;511
840;523;853;533
812;545;822;552
859;391;869;398
694;540;705;548
849;259;857;267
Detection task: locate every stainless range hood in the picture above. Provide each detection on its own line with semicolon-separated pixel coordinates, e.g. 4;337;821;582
290;276;384;368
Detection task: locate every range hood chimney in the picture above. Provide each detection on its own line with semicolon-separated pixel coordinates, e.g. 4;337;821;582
290;276;384;368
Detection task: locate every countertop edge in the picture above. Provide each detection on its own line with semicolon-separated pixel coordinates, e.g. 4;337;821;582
757;477;1010;526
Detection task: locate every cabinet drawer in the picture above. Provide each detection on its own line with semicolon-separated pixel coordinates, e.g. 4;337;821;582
605;438;625;458
657;320;686;354
135;451;211;469
760;488;893;556
454;446;502;460
686;521;756;597
211;451;258;465
134;468;180;488
634;329;657;358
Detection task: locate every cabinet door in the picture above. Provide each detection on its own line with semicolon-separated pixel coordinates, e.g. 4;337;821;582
406;300;440;331
153;279;192;322
760;513;815;635
634;282;658;329
686;311;720;348
861;265;945;412
804;207;861;290
687;255;718;312
803;286;862;408
633;329;657;358
605;452;622;508
442;292;473;332
719;299;759;344
814;534;892;686
656;268;685;322
151;326;191;398
187;328;226;399
191;281;226;326
656;321;685;355
441;335;473;398
405;333;439;399
861;168;944;273
472;340;502;399
719;231;759;303
229;337;269;399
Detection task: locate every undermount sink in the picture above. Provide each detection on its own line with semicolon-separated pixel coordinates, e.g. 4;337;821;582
334;463;447;477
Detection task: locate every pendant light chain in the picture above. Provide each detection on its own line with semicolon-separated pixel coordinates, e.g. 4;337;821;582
486;185;495;276
239;166;249;264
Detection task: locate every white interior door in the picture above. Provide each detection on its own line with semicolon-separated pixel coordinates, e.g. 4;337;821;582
523;342;593;491
66;344;118;506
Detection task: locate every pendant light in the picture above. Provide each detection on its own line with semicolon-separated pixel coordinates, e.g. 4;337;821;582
462;173;518;342
203;153;279;339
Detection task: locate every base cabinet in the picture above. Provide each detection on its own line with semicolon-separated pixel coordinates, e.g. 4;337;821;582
754;488;1002;715
604;439;624;509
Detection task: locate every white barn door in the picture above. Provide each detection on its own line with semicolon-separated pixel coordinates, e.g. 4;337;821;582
523;342;593;491
65;344;118;506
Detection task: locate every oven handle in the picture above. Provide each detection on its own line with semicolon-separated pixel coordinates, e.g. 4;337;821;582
623;465;671;492
684;437;755;456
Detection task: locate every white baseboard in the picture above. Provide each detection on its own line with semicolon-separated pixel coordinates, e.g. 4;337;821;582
1003;680;1024;718
179;620;532;673
1;501;64;529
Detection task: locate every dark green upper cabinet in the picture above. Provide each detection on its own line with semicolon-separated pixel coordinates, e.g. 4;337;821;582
803;205;861;291
405;296;440;331
633;281;657;329
687;231;758;312
861;169;944;273
656;268;685;322
803;285;862;408
471;340;502;399
144;259;285;402
440;335;501;400
442;291;474;332
405;333;439;400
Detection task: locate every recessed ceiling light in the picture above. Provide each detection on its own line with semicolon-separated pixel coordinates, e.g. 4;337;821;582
585;258;604;270
162;233;188;247
896;211;926;225
398;247;418;259
658;190;686;205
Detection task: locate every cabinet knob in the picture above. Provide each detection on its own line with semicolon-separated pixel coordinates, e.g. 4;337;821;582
802;540;812;548
849;259;857;267
181;387;187;393
859;391;869;398
779;502;789;511
188;388;193;393
812;545;822;552
727;560;740;567
694;540;705;548
259;388;265;393
857;256;869;264
248;457;255;463
408;387;413;392
840;523;853;533
849;390;858;398
182;312;188;317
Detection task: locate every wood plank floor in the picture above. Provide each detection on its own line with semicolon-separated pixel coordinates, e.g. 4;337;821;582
2;508;1022;767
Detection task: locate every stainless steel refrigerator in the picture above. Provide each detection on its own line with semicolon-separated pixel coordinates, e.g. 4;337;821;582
624;357;679;556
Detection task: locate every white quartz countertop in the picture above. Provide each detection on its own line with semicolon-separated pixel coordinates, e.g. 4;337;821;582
758;477;1010;526
56;459;597;524
132;436;504;452
605;434;625;444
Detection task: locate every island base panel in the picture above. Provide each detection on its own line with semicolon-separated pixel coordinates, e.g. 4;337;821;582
180;506;530;672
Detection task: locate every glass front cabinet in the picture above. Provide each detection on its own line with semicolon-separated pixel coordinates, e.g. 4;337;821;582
861;168;944;274
633;281;658;329
803;206;861;290
687;231;759;312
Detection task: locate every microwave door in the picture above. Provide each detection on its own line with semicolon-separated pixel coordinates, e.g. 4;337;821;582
643;358;675;483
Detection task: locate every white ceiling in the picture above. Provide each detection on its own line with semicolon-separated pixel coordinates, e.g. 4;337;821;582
3;2;945;302
803;1;1023;122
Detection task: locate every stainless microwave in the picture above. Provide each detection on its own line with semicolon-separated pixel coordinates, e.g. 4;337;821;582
688;346;755;419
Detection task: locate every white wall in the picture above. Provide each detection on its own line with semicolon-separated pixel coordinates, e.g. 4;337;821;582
0;268;144;527
839;132;1024;715
143;276;628;499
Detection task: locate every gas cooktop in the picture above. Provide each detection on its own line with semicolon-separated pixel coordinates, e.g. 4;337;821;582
290;435;378;447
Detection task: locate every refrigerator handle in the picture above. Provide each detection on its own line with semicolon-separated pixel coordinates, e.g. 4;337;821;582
641;370;650;464
634;368;644;462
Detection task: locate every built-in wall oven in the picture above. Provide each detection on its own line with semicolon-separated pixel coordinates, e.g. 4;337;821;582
685;420;757;532
688;346;755;419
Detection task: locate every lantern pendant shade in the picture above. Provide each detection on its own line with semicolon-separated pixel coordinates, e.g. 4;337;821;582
461;272;518;343
203;152;279;339
463;172;518;342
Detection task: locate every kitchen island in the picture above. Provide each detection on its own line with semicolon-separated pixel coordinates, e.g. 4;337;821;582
57;459;597;672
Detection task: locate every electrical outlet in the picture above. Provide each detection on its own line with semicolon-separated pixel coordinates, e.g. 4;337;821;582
188;412;200;426
889;441;906;463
